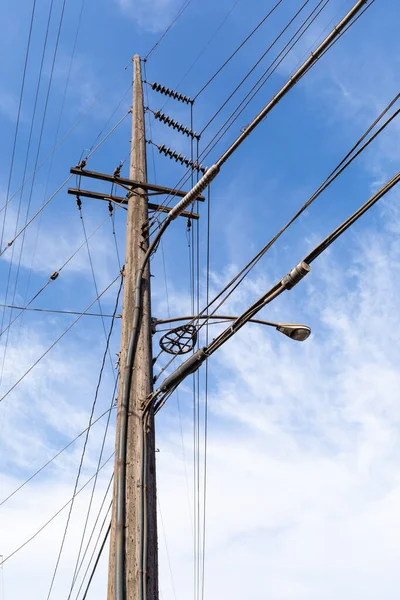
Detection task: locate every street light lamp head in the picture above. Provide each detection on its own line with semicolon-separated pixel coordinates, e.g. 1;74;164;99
276;324;311;342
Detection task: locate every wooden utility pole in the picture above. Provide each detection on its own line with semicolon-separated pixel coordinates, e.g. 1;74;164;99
107;55;158;600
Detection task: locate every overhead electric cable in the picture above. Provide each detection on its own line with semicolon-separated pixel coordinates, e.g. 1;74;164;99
192;95;400;331
200;0;375;161
68;284;123;592
164;0;244;101
115;7;371;597
0;0;57;358
45;277;122;599
76;201;118;380
199;0;327;146
152;169;400;411
70;484;114;596
145;0;328;229
0;407;115;507
145;0;194;60
80;522;111;600
0;0;37;250
0;273;121;405
176;94;400;346
0;63;131;218
0;175;72;259
194;0;285;100
0;304;120;318
0;217;108;339
0;453;114;567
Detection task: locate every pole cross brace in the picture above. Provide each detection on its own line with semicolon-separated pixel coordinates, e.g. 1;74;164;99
67;188;200;220
70;167;205;201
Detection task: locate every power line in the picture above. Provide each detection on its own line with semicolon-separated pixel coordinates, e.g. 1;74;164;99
0;273;122;405
0;63;131;219
0;453;114;567
45;277;122;598
0;407;115;507
70;481;113;597
163;0;244;102
0;0;37;250
76;200;118;381
0;175;72;259
0;304;120;318
194;0;284;100
200;0;375;163
80;521;111;600
145;0;195;60
190;92;400;339
199;0;326;141
0;217;109;339
144;0;326;229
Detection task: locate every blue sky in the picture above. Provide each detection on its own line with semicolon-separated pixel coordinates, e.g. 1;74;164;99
1;0;400;598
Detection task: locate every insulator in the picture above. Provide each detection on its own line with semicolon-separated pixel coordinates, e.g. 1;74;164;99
113;164;122;177
153;110;199;139
157;144;206;174
151;82;193;105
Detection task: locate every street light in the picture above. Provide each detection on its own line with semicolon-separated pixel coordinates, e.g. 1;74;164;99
275;323;311;342
153;315;311;347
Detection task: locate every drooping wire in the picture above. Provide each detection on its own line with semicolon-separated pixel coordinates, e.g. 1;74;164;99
161;0;244;106
145;0;329;229
45;275;122;599
198;0;320;137
145;0;194;60
79;522;111;600
73;496;113;599
199;0;375;163
76;200;118;380
0;62;132;219
0;175;72;259
67;280;122;594
0;304;119;318
0;273;121;405
69;474;114;596
0;174;74;393
0;0;37;250
70;394;118;587
194;0;284;100
0;454;114;567
17;0;88;343
0;218;108;340
179;89;400;343
0;0;57;382
0;407;115;507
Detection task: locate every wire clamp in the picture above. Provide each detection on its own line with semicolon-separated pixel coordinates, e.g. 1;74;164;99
281;261;310;290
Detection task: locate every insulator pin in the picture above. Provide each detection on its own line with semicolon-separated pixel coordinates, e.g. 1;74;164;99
151;82;193;105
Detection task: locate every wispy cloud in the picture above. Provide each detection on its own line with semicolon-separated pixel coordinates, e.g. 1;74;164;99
116;0;182;33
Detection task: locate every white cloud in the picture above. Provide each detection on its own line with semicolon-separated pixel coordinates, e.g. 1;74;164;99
116;0;182;33
153;192;400;599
